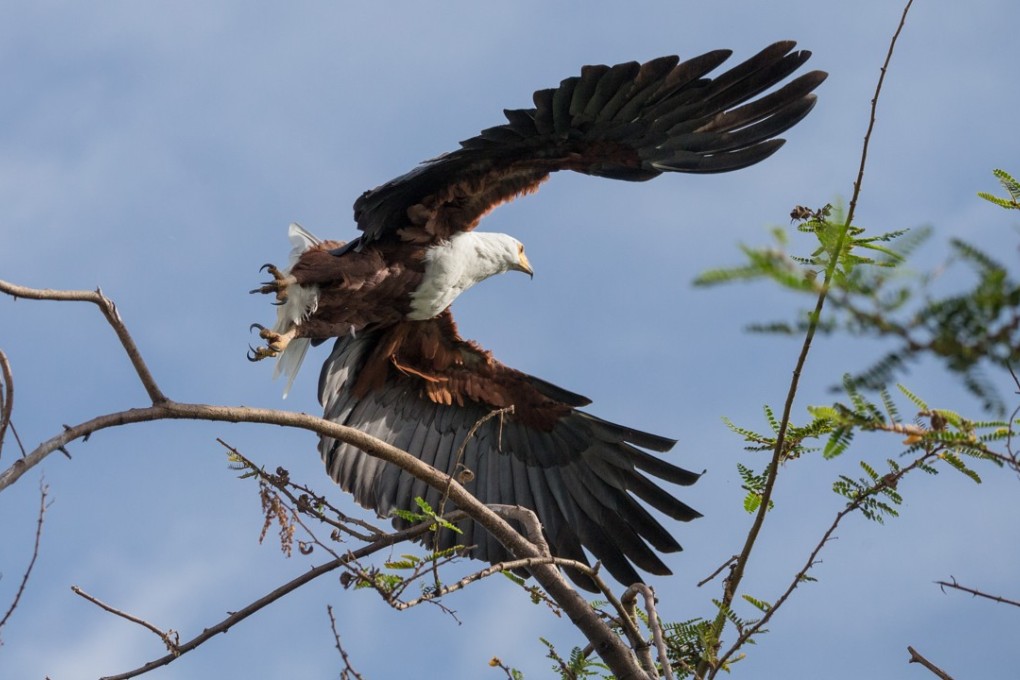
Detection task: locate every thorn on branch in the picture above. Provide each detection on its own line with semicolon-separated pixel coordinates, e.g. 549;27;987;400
935;576;1020;608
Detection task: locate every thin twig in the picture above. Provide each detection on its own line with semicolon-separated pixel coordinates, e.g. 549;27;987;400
697;555;737;588
936;577;1020;609
0;280;166;404
326;605;365;680
0;349;13;458
8;420;26;458
72;586;179;654
0;481;48;639
700;3;915;676
907;645;955;680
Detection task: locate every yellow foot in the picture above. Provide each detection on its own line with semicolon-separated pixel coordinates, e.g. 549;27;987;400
249;263;295;304
247;324;295;362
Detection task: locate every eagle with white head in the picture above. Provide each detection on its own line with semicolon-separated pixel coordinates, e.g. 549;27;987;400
250;41;826;589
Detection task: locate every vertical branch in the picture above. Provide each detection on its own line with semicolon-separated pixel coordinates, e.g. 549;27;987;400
326;605;365;680
700;1;916;676
0;482;48;640
0;349;13;457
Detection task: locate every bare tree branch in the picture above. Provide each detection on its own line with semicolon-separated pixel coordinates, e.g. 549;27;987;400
936;577;1020;609
0;481;47;642
326;605;365;680
0;280;166;404
907;645;955;680
71;586;180;655
0;348;13;458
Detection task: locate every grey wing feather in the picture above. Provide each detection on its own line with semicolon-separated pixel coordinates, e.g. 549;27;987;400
318;334;701;590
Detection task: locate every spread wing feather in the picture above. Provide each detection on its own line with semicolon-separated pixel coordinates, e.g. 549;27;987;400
353;40;826;244
318;330;701;590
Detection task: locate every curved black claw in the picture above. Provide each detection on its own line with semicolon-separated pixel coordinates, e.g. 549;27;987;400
250;323;267;333
259;263;277;273
246;345;259;362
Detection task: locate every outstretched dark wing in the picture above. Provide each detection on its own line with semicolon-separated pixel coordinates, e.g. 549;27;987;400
353;41;826;245
318;315;701;590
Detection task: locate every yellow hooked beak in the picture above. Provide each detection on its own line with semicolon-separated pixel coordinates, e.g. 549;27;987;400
516;246;534;278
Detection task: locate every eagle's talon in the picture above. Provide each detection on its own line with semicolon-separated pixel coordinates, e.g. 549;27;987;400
250;263;292;300
248;344;280;361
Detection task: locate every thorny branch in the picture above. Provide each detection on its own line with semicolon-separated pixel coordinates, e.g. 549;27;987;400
0;481;48;643
0;277;652;680
327;605;365;680
936;577;1020;609
700;1;915;676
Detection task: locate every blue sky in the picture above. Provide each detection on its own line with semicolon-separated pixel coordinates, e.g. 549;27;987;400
2;2;1019;678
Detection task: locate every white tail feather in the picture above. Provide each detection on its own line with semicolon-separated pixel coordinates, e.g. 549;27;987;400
274;337;312;399
272;223;321;398
285;222;320;268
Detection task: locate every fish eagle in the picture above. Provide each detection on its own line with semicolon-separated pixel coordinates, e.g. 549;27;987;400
250;41;826;589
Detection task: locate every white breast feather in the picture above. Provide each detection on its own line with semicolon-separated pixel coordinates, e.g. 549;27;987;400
408;232;516;320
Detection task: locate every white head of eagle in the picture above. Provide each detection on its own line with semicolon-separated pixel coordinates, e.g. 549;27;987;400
407;231;534;321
